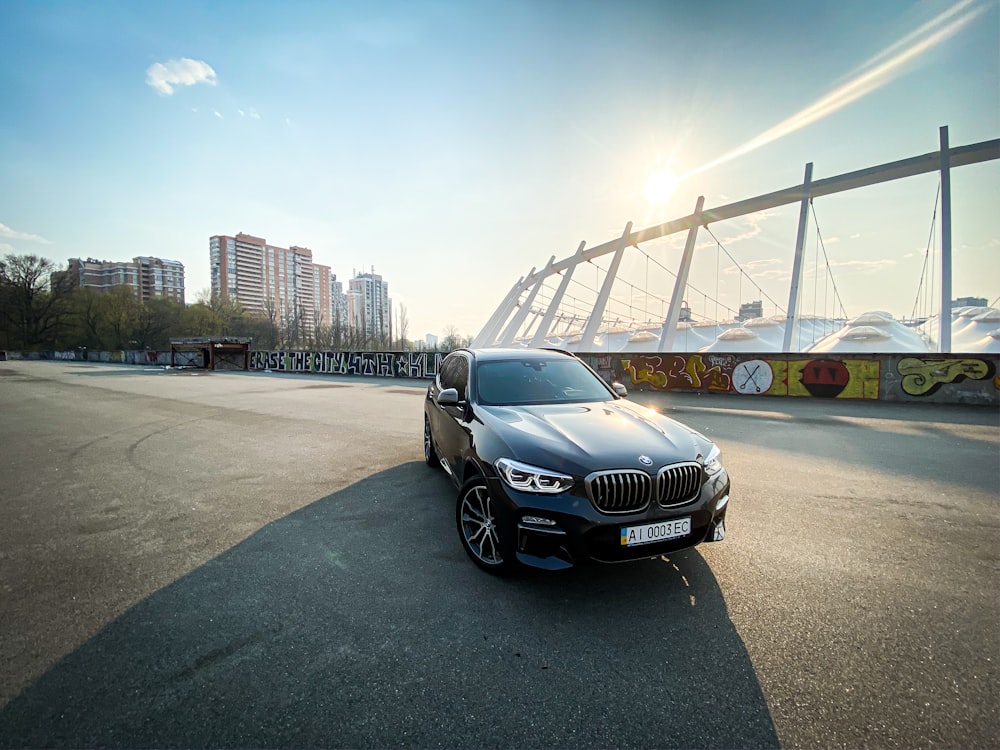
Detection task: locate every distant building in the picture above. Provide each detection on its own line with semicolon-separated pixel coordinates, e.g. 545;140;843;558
739;300;763;321
425;333;439;350
330;273;348;330
68;256;185;302
952;296;988;308
210;233;318;334
348;270;392;340
313;263;332;329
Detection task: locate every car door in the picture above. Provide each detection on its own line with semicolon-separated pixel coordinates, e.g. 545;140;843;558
430;351;473;478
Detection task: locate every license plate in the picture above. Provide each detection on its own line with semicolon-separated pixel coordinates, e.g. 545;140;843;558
621;517;691;546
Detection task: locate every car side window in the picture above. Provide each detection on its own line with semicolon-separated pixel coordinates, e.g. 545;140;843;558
439;353;468;401
452;355;468;401
438;356;455;390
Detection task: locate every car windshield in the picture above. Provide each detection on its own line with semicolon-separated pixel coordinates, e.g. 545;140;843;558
476;358;614;406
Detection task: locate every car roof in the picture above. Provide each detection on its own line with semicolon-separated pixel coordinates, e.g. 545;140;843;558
458;347;576;363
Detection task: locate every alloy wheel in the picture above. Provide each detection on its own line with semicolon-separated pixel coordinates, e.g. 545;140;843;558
423;415;437;467
459;484;503;566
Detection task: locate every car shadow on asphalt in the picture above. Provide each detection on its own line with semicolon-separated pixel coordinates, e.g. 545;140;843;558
0;462;778;750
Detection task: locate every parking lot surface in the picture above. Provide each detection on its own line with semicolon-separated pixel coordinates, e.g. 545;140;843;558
0;360;997;748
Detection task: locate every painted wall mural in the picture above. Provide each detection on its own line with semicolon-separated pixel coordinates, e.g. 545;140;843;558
618;354;882;399
248;351;444;379
732;359;774;395
896;357;996;397
776;358;881;399
620;355;734;392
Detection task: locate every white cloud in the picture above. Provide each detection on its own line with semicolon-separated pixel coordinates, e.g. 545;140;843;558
0;243;15;254
213;110;223;119
828;259;898;274
146;58;217;96
724;258;782;275
238;108;261;119
751;269;792;281
0;222;50;244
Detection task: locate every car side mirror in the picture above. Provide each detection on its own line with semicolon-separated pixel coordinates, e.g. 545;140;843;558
612;382;628;397
437;387;460;405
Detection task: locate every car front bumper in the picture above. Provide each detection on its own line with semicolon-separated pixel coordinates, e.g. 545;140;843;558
488;470;731;571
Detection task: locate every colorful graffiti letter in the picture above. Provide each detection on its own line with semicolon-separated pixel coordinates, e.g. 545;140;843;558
621;355;732;392
897;358;994;397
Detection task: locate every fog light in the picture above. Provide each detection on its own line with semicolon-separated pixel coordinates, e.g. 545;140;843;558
712;519;726;541
716;494;729;511
522;516;557;526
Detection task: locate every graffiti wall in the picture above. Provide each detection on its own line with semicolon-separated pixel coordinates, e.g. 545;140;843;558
248;350;445;380
8;348;995;406
247;350;998;405
583;352;999;406
2;350;173;365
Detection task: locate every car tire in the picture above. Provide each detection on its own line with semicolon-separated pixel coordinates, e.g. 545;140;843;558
456;476;515;574
423;414;438;468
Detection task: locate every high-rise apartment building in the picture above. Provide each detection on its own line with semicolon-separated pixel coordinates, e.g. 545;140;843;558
331;273;348;329
210;234;395;342
348;270;391;340
313;263;332;329
68;257;185;302
210;233;317;334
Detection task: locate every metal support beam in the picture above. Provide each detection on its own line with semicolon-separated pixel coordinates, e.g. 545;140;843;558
939;126;953;354
526;138;997;280
530;242;586;346
522;309;543;342
580;224;632;347
475;133;998;351
658;197;705;351
498;258;554;346
783;163;814;352
472;276;526;347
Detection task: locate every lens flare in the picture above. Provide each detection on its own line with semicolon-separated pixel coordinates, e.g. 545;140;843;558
644;168;681;204
683;0;987;181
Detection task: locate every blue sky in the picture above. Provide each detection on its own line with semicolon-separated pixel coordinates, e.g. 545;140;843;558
1;0;997;340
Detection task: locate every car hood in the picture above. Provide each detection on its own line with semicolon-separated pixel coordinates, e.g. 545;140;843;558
478;399;709;475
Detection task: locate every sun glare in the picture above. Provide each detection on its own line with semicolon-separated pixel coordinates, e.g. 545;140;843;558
643;168;681;204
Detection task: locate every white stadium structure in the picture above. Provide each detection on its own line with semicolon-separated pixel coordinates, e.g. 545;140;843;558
472;129;998;355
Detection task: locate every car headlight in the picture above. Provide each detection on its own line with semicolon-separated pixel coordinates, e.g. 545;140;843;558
495;458;574;494
704;444;724;476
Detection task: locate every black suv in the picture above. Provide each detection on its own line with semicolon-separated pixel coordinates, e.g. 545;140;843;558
424;348;731;574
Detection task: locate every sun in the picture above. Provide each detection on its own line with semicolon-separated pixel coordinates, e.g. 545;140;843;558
643;167;681;204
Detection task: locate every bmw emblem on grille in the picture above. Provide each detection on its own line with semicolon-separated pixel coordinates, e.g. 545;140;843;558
638;455;653;466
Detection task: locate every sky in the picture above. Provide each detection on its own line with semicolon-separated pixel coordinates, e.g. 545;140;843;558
1;0;997;342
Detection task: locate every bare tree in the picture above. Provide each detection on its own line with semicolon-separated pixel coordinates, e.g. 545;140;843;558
0;254;74;349
103;286;141;349
396;302;410;350
440;325;462;352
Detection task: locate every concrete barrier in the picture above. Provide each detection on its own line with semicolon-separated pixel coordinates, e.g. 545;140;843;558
10;348;995;406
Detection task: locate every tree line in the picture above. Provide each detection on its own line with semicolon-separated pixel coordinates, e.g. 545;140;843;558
0;254;472;353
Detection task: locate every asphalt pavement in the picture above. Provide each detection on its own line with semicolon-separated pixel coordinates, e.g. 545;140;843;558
0;360;997;748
